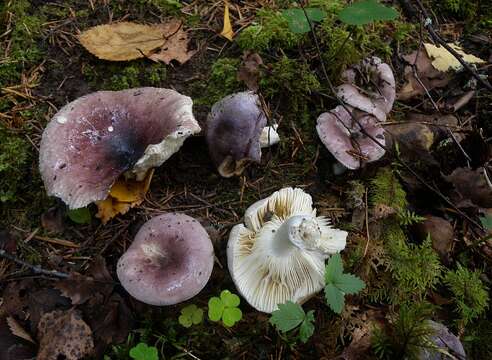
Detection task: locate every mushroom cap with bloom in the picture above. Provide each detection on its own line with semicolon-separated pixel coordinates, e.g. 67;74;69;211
117;213;214;306
316;106;385;170
206;91;278;177
227;187;347;313
39;88;200;209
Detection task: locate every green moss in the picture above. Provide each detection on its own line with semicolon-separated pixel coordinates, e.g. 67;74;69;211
0;128;31;202
0;0;46;88
236;9;301;51
444;264;489;326
370;168;408;210
195;58;242;106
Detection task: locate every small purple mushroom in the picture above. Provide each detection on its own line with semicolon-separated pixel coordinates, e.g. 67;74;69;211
206;91;279;177
419;320;466;360
316;106;385;170
117;213;214;305
39;88;200;209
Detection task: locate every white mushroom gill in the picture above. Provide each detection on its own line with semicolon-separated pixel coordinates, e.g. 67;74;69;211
227;187;347;313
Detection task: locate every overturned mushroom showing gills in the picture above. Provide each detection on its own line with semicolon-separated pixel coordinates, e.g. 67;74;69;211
206;91;279;177
227;187;347;313
117;213;214;305
40;88;200;209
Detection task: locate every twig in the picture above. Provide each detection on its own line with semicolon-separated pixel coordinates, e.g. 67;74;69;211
300;5;484;231
411;0;492;92
0;249;69;279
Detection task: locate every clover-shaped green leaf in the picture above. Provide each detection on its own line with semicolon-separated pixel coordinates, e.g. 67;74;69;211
270;301;315;343
178;304;203;328
339;0;398;26
282;8;327;34
129;343;158;360
208;290;242;327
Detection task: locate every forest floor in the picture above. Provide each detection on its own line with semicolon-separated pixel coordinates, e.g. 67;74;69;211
0;0;491;359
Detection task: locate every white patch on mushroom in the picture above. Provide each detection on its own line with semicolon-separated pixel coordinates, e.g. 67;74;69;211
107;126;114;132
56;116;67;124
259;125;280;148
227;187;347;313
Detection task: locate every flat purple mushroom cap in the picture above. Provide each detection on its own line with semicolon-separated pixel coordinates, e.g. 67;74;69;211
117;213;214;306
206;91;267;177
316;106;385;169
39;88;200;209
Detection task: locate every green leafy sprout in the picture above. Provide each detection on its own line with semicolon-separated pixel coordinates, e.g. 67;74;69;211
338;0;399;26
270;301;315;343
129;343;158;360
178;304;203;328
67;207;91;224
281;8;327;34
208;290;242;327
324;253;365;314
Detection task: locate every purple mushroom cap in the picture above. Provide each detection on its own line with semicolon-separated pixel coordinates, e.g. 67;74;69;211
117;213;214;306
419;320;466;360
206;91;267;177
316;106;385;170
39;88;200;209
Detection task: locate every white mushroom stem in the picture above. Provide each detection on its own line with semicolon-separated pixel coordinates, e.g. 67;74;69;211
259;125;280;148
272;215;330;255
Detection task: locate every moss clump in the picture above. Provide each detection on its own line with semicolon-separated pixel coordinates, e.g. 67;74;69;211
444;264;489;326
0;129;31;202
236;9;301;51
82;62;167;91
195;58;242;106
370;168;408;210
0;0;46;88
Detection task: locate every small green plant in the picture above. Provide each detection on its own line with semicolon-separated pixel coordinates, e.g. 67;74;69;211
444;264;489;326
178;304;203;328
0;129;30;202
67;207;91;224
129;343;158;360
397;209;425;226
324;253;365;314
372;302;437;360
208;290;242;327
338;0;399;26
281;8;326;34
480;215;492;230
270;301;315;343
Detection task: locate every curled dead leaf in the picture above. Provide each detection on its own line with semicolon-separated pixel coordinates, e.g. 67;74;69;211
96;169;153;224
37;309;94;360
220;1;234;41
424;43;485;72
237;51;263;91
6;316;35;344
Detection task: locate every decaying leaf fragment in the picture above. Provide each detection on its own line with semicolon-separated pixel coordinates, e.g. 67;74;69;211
78;20;196;64
237;51;263;91
37;309;94;360
96;169;154;224
220;1;234;41
147;19;197;64
424;42;485;72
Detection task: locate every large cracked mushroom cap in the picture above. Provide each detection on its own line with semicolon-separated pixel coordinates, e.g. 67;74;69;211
227;187;347;313
117;213;214;305
316;106;385;170
39;88;200;209
206;91;279;177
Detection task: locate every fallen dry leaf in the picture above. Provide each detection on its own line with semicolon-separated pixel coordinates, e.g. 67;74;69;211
78;22;167;61
415;215;454;262
445;167;492;208
147;19;196;64
0;317;36;360
96;169;153;224
424;43;485;72
41;206;65;233
37;309;94;360
237;51;263;91
220;1;234;41
6;316;35;344
398;49;450;100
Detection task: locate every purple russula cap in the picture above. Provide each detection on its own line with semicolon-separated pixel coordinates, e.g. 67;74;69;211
316;106;385;170
39;88;200;209
206;91;279;177
117;213;214;305
337;57;396;122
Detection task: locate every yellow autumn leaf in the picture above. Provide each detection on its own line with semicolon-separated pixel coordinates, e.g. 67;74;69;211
78;22;167;61
220;1;234;41
424;43;485;72
96;169;154;224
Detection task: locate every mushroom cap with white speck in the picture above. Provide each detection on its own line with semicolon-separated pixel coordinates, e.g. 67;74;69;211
39;88;200;209
117;213;214;306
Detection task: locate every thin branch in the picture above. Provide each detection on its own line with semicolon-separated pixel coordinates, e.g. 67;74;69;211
0;249;69;279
